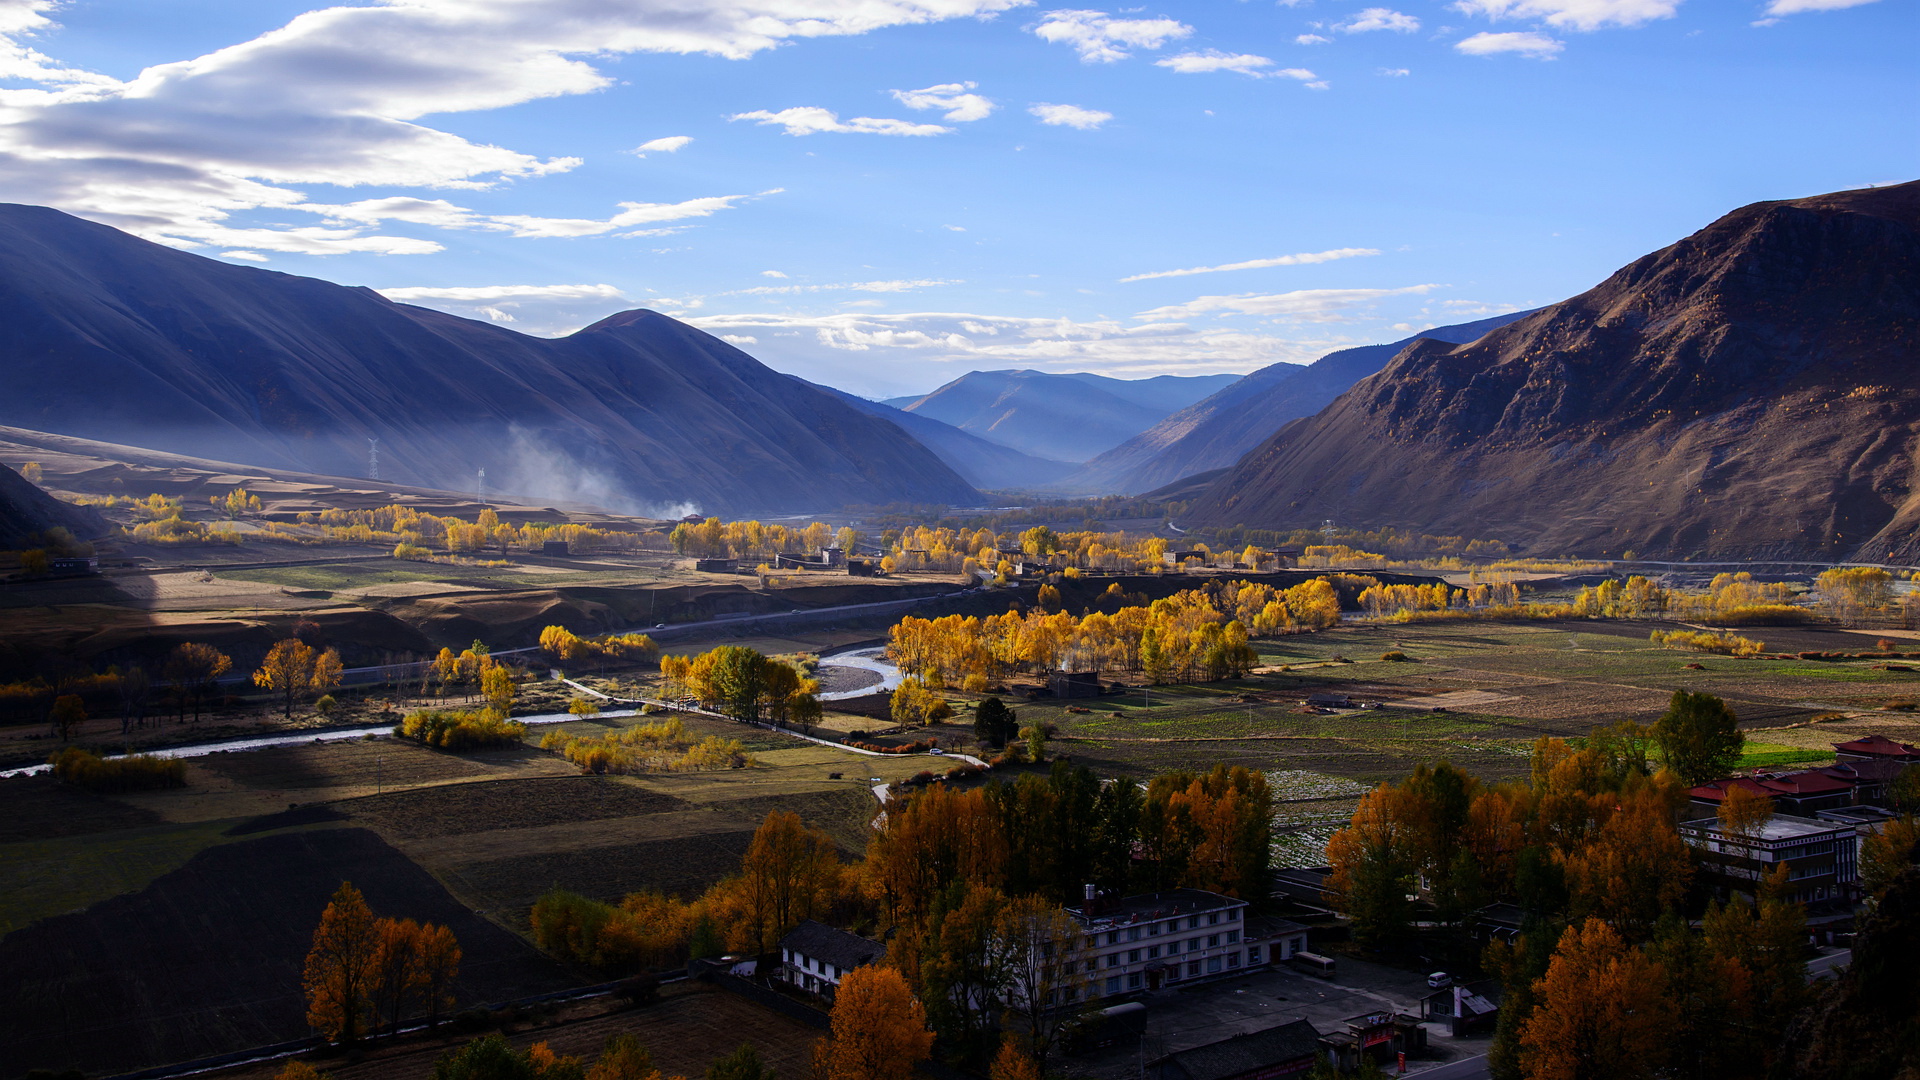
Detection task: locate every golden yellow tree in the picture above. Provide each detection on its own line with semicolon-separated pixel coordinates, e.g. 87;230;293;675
303;881;379;1043
739;810;841;954
167;641;234;722
371;917;425;1031
256;638;317;720
817;965;934;1080
417;921;461;1026
1519;918;1674;1080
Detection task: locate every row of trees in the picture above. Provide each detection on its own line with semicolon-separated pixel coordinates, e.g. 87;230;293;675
537;626;658;666
668;517;855;560
303;881;461;1043
886;578;1338;689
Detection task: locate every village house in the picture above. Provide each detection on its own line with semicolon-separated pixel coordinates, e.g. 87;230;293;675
775;920;885;1001
1676;812;1859;903
1053;888;1304;1007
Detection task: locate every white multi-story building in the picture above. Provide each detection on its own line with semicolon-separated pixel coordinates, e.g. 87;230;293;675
775;919;886;1001
1064;887;1307;1003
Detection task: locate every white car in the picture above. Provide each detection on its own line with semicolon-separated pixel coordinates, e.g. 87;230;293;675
1427;972;1452;989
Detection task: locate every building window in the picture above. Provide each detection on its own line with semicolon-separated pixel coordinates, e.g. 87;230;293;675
1208;912;1220;925
1106;954;1119;969
1128;973;1143;989
1128;949;1141;963
1208;934;1220;947
1227;930;1240;944
1148;945;1161;959
1227;952;1241;968
1128;927;1142;942
1208;957;1222;973
1106;976;1122;994
1187;961;1201;977
1229;909;1240;921
1248;946;1262;964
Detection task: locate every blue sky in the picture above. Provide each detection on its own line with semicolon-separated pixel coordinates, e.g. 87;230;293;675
1;0;1912;398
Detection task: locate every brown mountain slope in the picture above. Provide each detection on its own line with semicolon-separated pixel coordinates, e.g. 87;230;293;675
0;464;102;548
0;205;978;516
1185;182;1920;562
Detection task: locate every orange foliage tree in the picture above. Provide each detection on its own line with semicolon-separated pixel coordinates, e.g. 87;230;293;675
1518;918;1674;1080
303;881;380;1043
812;965;934;1080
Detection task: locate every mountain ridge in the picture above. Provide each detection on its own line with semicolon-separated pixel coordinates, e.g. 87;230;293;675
889;369;1240;462
0;204;979;516
1061;311;1532;495
1183;182;1920;562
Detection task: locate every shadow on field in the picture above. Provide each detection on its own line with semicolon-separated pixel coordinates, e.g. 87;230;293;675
0;827;575;1078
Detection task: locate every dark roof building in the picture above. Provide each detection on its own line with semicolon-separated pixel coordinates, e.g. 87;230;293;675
1147;1019;1322;1080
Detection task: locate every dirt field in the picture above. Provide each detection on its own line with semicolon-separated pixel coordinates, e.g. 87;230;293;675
209;981;819;1080
0;827;577;1078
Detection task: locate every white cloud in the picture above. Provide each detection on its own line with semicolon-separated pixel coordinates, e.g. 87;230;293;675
1296;33;1332;44
1155;50;1275;76
1136;284;1442;321
1762;0;1879;12
890;82;996;122
1379;67;1412;76
1120;246;1379;282
486;193;775;238
719;334;759;345
379;284;628;303
632;136;693;156
729;106;951;136
943;224;966;232
682;309;1353;395
1339;8;1422;32
1456;30;1566;56
1029;103;1113;129
1451;0;1679;30
0;0;1026;253
761;270;789;278
219;250;269;262
1032;10;1193;63
725;278;960;296
375;282;638;336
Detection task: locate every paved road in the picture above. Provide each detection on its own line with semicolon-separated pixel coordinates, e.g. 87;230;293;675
1413;1055;1490;1079
1807;949;1851;980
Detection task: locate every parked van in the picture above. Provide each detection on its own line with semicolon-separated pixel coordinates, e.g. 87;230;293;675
1291;952;1337;978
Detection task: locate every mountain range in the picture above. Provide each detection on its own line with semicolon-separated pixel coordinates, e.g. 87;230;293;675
798;379;1076;490
1185;182;1920;562
1061;312;1532;495
885;369;1240;463
0;204;978;516
0;464;100;548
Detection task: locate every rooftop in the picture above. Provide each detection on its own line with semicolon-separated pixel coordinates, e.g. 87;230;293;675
1070;887;1242;929
1149;1019;1321;1080
778;920;885;971
1679;812;1855;843
1835;734;1920;759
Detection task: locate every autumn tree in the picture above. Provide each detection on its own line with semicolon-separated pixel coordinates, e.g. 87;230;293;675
1717;785;1774;839
1652;690;1743;785
417;921;461;1026
19;461;43;482
166;641;233;722
304;881;380;1043
255;638;344;720
481;662;515;716
988;1037;1043;1080
814;965;934;1080
890;676;952;727
1558;787;1691;940
994;895;1087;1071
1862;814;1920;899
48;694;85;742
371;917;426;1032
914;880;1011;1049
707;645;767;721
1518;918;1674;1080
738;810;841;956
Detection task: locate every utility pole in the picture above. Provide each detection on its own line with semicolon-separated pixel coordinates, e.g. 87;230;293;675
476;467;486;508
367;437;380;481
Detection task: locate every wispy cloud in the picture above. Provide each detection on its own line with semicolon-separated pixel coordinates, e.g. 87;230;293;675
1137;284;1442;320
1032;9;1193;63
723;279;961;296
631;136;693;156
1761;0;1880;13
1120;247;1380;283
1339;8;1422;33
380;284;627;303
1296;33;1332;44
1456;30;1565;56
890;82;996;121
1450;0;1679;30
1029;103;1113;129
1156;50;1276;76
729;107;951;136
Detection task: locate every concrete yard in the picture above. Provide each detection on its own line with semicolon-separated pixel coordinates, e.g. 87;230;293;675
1061;954;1493;1078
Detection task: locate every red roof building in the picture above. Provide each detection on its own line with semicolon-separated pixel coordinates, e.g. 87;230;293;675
1688;777;1778;804
1834;735;1920;764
